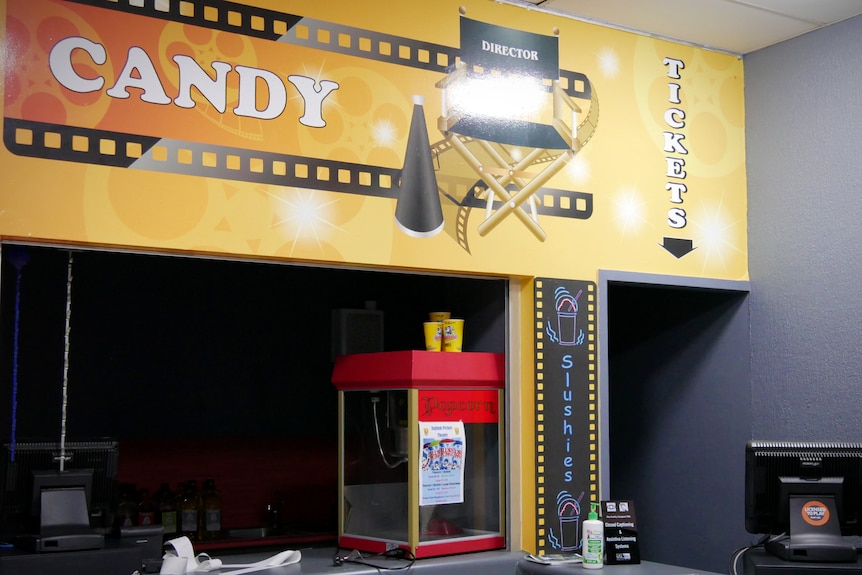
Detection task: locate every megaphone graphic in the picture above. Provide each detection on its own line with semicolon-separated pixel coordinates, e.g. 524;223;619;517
395;95;444;237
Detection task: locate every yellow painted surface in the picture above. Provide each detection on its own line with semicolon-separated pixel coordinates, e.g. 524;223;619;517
0;0;747;281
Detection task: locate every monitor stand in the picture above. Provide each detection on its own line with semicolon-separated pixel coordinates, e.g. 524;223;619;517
16;487;104;553
765;495;856;563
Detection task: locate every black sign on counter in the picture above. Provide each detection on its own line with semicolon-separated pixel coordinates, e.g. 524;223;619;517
534;278;597;555
602;500;641;564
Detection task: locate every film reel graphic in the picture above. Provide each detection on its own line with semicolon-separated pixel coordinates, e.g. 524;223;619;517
5;0;600;249
4;2;115;130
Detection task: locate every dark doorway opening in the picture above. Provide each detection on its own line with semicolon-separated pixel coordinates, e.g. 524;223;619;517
601;272;750;573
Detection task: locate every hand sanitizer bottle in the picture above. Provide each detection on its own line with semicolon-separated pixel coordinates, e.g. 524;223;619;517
582;502;604;569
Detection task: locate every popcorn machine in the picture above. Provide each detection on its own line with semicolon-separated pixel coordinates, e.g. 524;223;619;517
331;351;506;558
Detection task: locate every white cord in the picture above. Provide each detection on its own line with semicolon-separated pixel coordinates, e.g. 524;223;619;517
371;396;407;469
729;534;775;575
729;545;748;575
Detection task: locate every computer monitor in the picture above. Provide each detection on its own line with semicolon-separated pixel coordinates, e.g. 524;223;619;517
1;440;119;538
30;469;94;528
20;468;107;552
745;440;862;563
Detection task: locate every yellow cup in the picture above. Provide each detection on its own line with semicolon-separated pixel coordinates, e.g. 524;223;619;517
423;321;443;351
442;318;464;352
429;311;451;322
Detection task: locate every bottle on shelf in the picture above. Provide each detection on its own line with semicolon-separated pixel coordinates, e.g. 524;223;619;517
582;502;604;569
137;487;156;527
154;482;178;540
201;478;222;540
116;483;139;531
178;480;201;541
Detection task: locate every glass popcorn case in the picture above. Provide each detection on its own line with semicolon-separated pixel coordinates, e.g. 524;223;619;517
331;351;506;558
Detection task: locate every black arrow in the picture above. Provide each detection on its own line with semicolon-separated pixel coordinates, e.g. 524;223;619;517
660;237;696;258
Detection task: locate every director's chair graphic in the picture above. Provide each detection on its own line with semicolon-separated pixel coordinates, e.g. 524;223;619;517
436;13;580;241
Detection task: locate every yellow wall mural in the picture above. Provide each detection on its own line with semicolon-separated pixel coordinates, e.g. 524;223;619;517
0;0;747;281
0;0;748;556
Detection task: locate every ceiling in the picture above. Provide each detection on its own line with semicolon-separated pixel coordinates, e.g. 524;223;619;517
498;0;862;55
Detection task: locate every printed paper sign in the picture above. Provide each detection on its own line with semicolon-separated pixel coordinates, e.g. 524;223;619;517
419;421;466;506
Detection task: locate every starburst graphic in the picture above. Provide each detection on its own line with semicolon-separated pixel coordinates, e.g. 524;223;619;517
611;186;648;236
286;60;340;121
691;193;744;273
597;47;620;79
566;155;590;185
268;188;345;255
372;118;398;147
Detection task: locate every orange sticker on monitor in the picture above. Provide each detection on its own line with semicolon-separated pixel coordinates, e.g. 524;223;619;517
801;500;830;526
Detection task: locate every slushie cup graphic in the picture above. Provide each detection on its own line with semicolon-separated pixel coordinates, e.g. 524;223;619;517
555;287;582;345
557;491;582;551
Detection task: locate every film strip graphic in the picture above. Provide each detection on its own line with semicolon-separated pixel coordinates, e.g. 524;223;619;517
4;119;401;198
68;0;301;42
456;180;593;219
534;279;597;555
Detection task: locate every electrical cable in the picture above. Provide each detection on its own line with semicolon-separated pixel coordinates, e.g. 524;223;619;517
9;258;23;462
729;545;748;575
58;251;75;471
332;547;416;571
7;246;30;462
371;395;407;469
728;534;772;575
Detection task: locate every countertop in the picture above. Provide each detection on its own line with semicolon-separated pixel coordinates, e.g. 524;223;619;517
193;545;525;575
516;558;725;575
197;546;729;575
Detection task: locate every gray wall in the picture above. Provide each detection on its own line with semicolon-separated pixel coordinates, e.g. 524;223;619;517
745;15;862;441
